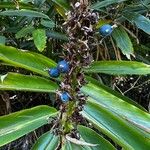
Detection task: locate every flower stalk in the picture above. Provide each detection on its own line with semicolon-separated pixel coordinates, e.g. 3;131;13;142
54;0;99;147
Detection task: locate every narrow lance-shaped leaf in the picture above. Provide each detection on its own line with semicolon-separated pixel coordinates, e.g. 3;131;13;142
0;73;58;92
0;2;37;10
32;132;59;150
78;125;116;150
84;61;150;75
82;101;150;150
52;0;70;18
0;45;56;77
81;78;150;133
32;29;47;52
91;0;127;10
123;12;150;35
0;10;50;19
52;0;70;11
0;105;58;147
112;26;134;59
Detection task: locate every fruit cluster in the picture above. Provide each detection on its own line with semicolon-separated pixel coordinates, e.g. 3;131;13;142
48;60;70;103
48;60;69;78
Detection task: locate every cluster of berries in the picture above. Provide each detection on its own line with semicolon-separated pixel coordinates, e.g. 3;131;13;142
99;24;113;36
48;60;69;78
48;60;70;103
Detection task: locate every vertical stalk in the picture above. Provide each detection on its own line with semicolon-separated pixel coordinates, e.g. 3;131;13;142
55;0;98;147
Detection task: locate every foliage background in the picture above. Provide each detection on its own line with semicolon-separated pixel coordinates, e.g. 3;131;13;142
0;0;150;150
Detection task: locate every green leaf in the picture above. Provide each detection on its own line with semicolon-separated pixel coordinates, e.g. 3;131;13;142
32;132;59;150
91;0;127;10
15;25;35;39
112;26;134;59
0;73;58;92
81;79;150;133
32;29;47;52
0;105;58;147
143;0;150;4
46;30;68;41
52;0;70;11
84;61;150;75
41;19;55;28
85;76;146;111
0;45;56;77
0;10;50;19
52;0;70;18
82;101;150;150
78;125;116;150
123;12;150;35
0;36;6;45
62;141;86;150
0;2;36;10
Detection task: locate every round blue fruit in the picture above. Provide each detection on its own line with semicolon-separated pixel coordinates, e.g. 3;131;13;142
57;60;69;73
48;68;60;78
99;24;113;36
60;92;70;102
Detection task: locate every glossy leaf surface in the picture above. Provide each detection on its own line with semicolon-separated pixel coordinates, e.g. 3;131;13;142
32;132;59;150
0;105;58;147
0;73;58;92
84;61;150;75
82;101;150;150
123;12;150;35
81;79;150;133
0;45;56;77
78;125;116;150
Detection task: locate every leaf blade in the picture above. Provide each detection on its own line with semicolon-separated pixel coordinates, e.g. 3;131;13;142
91;0;127;10
78;125;116;150
123;12;150;35
84;61;150;75
0;10;50;19
0;45;56;77
32;132;59;150
112;26;134;59
0;105;58;147
82;101;150;150
81;79;150;133
0;73;58;92
32;29;47;52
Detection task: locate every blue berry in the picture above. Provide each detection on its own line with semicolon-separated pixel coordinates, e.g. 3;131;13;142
57;60;69;73
48;68;60;78
60;92;70;103
99;24;113;36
